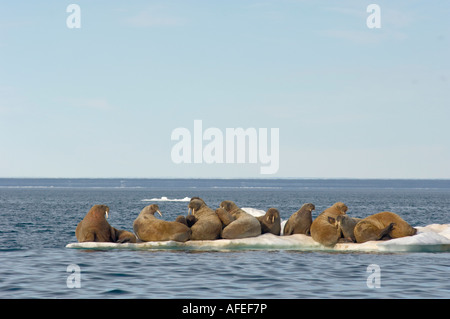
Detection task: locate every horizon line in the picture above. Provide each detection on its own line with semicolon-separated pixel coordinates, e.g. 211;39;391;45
1;177;450;181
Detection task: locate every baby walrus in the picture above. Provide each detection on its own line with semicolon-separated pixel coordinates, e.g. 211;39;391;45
133;204;191;242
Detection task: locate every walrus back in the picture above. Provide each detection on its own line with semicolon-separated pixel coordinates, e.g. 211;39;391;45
284;204;314;236
310;220;340;247
76;219;113;242
191;215;222;240
283;211;312;235
133;215;191;242
222;216;261;239
190;205;222;240
219;206;262;239
367;212;417;238
354;220;383;243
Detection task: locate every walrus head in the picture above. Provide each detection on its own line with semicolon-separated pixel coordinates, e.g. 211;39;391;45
188;197;205;215
186;214;198;227
265;208;280;223
336;215;348;225
141;204;162;217
220;200;239;213
88;204;110;220
301;203;316;212
329;215;356;239
328;214;348;227
332;202;348;214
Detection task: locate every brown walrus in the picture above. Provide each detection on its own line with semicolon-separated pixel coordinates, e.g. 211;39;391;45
75;204;136;243
188;197;222;240
256;208;281;235
354;211;417;243
133;204;191;242
218;201;261;239
175;215;189;226
310;202;348;247
215;207;235;226
185;214;198;228
283;203;315;236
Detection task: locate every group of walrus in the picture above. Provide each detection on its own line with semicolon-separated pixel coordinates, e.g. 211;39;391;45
75;197;417;247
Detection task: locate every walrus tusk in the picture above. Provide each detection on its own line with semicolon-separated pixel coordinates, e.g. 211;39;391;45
192;208;195;216
105;211;109;219
188;208;191;215
272;215;275;223
157;210;162;217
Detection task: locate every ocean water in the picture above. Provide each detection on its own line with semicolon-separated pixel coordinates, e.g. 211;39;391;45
0;178;450;299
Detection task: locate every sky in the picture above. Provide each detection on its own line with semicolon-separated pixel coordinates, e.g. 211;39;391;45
0;0;449;179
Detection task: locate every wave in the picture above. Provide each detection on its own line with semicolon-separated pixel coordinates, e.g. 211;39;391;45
66;223;450;253
141;196;191;202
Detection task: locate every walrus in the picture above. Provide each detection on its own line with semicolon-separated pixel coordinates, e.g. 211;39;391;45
133;204;191;242
215;207;235;226
175;215;198;227
187;197;222;240
283;203;315;236
75;204;137;243
354;211;417;243
310;202;348;247
335;215;362;242
219;201;261;239
256;208;281;235
175;215;188;226
185;214;198;228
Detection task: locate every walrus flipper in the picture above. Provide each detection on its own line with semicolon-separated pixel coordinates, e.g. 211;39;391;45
283;225;294;236
378;222;395;241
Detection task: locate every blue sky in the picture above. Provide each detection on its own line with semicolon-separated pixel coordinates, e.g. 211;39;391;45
0;1;449;178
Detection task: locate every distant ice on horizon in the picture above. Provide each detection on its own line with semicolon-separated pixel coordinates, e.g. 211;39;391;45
141;196;191;202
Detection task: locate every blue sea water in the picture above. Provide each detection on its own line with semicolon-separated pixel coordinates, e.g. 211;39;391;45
0;178;449;299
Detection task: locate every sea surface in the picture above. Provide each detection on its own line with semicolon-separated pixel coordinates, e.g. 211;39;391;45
0;178;449;299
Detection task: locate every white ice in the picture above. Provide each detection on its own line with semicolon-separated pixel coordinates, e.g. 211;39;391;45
141;196;191;202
